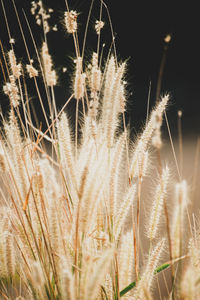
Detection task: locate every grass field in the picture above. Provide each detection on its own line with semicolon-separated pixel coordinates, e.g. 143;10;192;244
0;1;199;299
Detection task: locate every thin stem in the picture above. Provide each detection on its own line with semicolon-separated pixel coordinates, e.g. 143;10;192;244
136;174;142;276
82;0;94;60
192;137;200;200
75;99;79;160
37;94;74;145
164;199;175;291
99;0;117;61
133;216;139;281
146;80;151;126
122;113;130;184
164;111;181;181
156;40;170;103
177;111;183;178
97;0;103;57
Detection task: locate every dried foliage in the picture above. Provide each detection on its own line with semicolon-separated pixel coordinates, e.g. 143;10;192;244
0;1;199;299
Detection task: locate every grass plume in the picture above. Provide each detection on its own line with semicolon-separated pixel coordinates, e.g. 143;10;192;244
0;1;199;299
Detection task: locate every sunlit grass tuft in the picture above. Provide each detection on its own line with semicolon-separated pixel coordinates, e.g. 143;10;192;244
0;1;199;299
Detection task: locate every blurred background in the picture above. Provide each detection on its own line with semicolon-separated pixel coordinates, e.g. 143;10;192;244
0;0;200;140
109;1;200;139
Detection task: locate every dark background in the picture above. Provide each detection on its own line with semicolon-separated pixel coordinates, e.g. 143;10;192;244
0;0;200;139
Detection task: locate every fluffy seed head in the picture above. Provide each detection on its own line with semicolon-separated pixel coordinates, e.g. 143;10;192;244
175;179;189;207
31;261;45;286
41;42;57;86
178;110;182;117
114;184;136;240
9;38;15;44
180;266;196;300
31;0;53;33
119;83;126;113
8;49;21;78
134;95;169;159
4;232;15;277
134;238;165;299
3;75;20;107
164;34;171;43
74;57;85;100
171;180;189;258
188;237;200;268
119;230;134;292
151;96;168;149
26;64;38;78
64;10;77;33
147;166;170;240
90;52;101;94
95;20;104;35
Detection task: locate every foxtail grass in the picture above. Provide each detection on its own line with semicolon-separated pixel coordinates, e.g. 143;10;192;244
0;1;199;299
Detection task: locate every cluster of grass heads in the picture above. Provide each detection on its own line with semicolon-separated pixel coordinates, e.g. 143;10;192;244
0;1;199;299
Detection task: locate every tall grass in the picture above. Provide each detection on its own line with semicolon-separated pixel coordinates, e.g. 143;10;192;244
0;1;199;299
